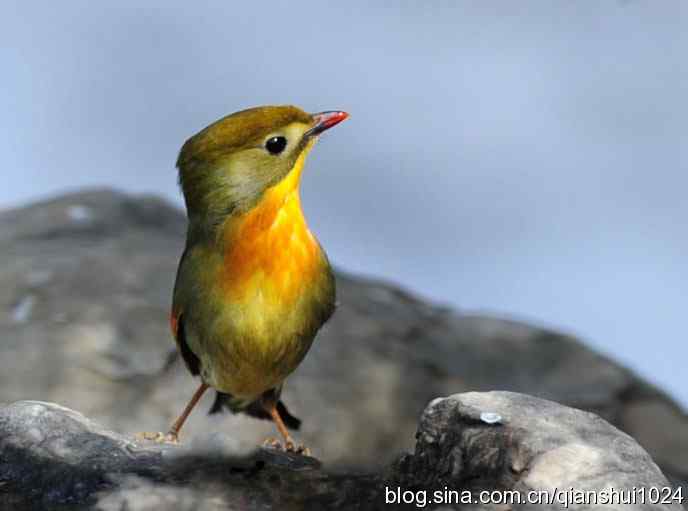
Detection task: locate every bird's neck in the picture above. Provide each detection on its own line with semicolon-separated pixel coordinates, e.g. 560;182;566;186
216;154;324;302
218;149;310;246
185;144;313;246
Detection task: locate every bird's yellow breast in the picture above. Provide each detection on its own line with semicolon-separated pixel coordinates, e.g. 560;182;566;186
219;148;323;306
202;147;330;397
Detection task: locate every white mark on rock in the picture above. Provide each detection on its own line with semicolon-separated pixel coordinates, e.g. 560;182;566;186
67;204;93;222
11;295;36;323
480;411;502;424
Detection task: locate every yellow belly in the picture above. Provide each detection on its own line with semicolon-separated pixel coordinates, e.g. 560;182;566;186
200;156;331;398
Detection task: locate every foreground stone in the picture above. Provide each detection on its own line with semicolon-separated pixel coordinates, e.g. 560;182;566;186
394;392;683;510
0;393;681;510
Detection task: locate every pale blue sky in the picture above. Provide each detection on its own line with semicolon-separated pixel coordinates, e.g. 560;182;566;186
1;2;686;405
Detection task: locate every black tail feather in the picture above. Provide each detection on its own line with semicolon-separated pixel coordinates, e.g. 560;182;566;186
208;390;301;430
208;390;227;415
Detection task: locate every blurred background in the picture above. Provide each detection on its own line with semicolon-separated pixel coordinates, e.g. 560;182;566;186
1;1;686;408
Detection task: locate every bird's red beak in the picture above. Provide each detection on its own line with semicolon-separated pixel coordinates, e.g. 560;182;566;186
306;111;349;137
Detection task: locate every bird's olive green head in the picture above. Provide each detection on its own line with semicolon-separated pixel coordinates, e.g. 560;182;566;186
176;105;348;227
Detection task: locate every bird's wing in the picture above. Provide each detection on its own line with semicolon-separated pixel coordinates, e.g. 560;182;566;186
170;312;200;376
170;247;201;376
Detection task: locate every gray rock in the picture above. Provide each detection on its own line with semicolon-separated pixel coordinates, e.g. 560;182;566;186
0;395;682;510
394;392;684;510
0;400;379;510
0;189;686;487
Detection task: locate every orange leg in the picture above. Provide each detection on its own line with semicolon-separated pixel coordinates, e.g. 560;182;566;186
262;399;310;455
137;382;209;444
167;382;209;440
266;401;295;448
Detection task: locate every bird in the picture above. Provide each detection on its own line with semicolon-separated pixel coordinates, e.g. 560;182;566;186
139;105;348;454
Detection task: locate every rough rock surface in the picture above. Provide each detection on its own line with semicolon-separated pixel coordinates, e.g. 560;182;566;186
0;189;686;484
0;400;378;511
394;392;684;510
0;394;682;510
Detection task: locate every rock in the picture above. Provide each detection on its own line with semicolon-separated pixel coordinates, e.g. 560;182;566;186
0;189;686;487
394;392;684;510
0;400;379;510
0;395;682;510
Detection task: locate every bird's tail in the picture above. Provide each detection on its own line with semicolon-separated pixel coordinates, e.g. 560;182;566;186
208;391;302;430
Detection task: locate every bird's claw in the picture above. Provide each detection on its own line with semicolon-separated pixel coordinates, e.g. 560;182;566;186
262;437;311;456
135;431;180;445
263;437;282;449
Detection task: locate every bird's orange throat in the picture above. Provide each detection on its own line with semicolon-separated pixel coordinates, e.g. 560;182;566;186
218;145;324;304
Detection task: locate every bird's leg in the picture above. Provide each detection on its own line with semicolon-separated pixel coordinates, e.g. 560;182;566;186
167;382;210;440
267;403;294;448
137;382;209;444
261;398;310;456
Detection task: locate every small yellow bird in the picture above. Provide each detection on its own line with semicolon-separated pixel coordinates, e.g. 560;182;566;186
144;105;348;453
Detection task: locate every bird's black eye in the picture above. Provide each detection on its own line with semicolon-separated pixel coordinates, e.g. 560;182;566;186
265;136;287;155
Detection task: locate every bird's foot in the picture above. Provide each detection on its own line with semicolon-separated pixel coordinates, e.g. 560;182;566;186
262;436;311;456
135;431;180;445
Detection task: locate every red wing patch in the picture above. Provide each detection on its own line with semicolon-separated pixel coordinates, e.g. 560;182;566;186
169;312;180;338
